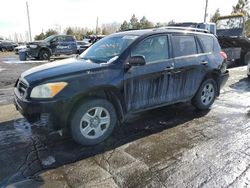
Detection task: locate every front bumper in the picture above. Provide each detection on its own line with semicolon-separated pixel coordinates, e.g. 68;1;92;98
219;70;229;88
26;48;39;58
14;88;69;130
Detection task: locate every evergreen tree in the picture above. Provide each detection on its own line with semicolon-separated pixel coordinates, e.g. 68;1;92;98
120;21;129;31
232;0;249;17
130;14;140;29
210;9;221;22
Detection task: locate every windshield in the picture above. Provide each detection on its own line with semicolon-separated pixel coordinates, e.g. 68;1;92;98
79;35;138;63
44;35;55;42
216;17;244;29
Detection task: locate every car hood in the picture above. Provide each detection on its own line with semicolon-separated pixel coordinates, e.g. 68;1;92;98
21;57;106;85
27;40;47;46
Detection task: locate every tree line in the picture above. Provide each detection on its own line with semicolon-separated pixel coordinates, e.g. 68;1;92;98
35;0;250;41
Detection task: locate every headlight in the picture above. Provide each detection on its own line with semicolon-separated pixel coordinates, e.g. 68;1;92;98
30;82;68;98
29;44;38;48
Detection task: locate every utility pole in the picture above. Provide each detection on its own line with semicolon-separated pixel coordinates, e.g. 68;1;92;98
96;17;99;35
26;1;32;41
204;0;208;22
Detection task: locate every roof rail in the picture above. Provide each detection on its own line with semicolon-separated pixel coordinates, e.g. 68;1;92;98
154;26;209;33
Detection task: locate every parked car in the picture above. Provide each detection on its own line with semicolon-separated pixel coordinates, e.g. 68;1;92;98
76;35;106;54
14;28;229;145
0;41;17;51
14;45;27;54
76;41;91;54
26;35;77;60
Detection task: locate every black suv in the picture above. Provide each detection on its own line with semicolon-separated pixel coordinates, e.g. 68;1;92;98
26;35;77;60
0;41;18;51
14;28;229;145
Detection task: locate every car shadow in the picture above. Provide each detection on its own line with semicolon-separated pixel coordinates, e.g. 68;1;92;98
0;103;210;186
229;77;250;92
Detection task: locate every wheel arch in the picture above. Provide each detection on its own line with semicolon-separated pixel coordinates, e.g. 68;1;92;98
202;70;221;96
64;86;125;128
39;47;52;56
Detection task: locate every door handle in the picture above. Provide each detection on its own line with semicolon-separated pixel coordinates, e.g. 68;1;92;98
164;66;174;71
201;61;208;65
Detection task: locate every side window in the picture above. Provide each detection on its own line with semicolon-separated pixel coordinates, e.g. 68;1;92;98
131;35;169;64
66;36;74;42
51;37;58;42
57;36;65;42
198;35;214;53
172;35;197;57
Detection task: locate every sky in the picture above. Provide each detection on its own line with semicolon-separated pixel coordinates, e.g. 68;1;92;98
0;0;239;41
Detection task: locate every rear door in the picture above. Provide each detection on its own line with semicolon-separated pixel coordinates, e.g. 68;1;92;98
124;35;175;112
65;36;77;54
50;36;60;54
171;34;207;100
197;34;219;67
57;36;69;54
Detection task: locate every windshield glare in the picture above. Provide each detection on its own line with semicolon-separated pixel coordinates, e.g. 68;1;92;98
79;35;138;63
44;35;55;42
216;17;244;29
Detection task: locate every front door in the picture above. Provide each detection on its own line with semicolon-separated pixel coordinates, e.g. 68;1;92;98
124;35;175;112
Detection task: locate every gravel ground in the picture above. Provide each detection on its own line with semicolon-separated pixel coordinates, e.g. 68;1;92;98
0;52;50;105
0;52;47;88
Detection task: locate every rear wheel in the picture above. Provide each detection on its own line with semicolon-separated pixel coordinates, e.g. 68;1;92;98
192;79;217;110
39;49;51;60
70;98;117;145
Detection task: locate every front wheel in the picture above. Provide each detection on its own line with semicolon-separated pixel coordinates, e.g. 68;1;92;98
192;79;217;110
39;49;51;60
70;98;117;145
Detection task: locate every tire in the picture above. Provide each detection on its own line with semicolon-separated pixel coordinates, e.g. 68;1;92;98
192;79;217;110
244;52;250;66
39;49;51;60
2;47;7;52
70;98;117;145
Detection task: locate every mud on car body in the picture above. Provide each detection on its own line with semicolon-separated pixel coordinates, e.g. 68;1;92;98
26;35;77;60
14;28;229;145
247;59;250;78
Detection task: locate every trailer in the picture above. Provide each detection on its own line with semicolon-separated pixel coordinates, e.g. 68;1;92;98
216;14;250;66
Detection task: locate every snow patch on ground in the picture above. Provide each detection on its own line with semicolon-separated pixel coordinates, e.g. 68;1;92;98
42;156;56;166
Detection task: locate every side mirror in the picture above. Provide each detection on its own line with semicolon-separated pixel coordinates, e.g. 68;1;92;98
128;55;146;66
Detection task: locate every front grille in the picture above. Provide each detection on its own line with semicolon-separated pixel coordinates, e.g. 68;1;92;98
16;79;28;97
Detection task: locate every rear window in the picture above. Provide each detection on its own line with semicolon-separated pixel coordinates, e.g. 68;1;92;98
198;35;214;53
172;35;197;57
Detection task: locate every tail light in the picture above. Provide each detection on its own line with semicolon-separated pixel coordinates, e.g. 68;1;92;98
220;51;227;60
220;51;228;73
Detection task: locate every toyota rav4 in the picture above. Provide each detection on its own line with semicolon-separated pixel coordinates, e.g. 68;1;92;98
14;28;229;145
